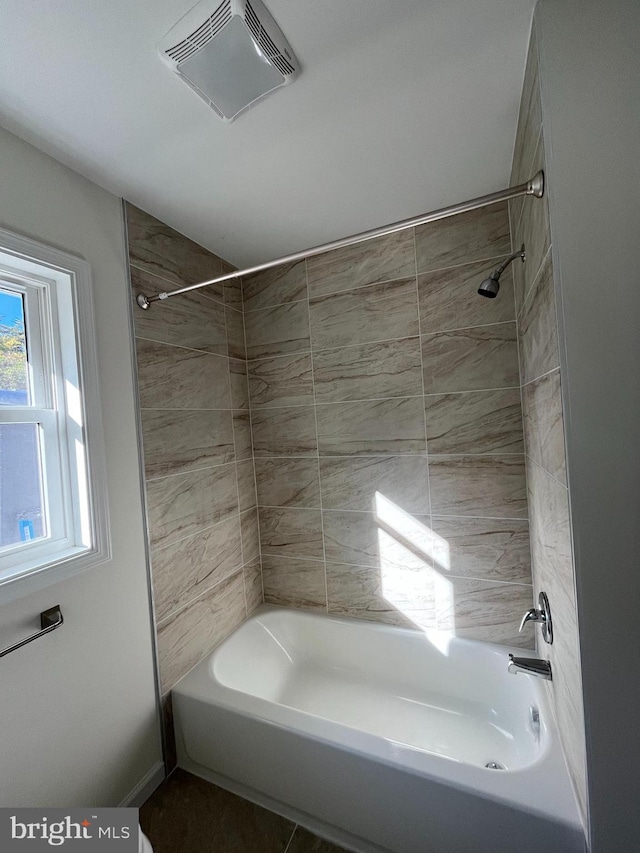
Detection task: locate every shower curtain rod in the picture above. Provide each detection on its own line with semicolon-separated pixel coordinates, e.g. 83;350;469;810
136;171;544;310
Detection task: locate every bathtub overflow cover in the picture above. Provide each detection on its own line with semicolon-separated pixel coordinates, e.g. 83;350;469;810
485;762;505;770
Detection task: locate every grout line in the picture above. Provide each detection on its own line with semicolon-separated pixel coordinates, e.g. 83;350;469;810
145;457;237;483
517;243;553;324
129;263;227;308
526;452;569;491
521;364;561;389
134;335;232;360
140;406;236;412
282;825;298;853
230;408;249;618
151;511;242;553
157;563;245;628
304;256;330;613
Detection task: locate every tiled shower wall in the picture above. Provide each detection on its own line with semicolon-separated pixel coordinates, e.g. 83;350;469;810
125;203;262;702
243;205;534;647
510;28;587;820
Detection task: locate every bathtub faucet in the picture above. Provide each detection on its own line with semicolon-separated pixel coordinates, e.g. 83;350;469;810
508;654;552;681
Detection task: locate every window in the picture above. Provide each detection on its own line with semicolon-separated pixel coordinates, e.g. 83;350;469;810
0;228;109;596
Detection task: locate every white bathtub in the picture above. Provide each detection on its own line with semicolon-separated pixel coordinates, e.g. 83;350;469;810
173;606;585;853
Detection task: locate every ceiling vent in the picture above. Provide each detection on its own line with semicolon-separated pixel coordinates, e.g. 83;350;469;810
159;0;299;123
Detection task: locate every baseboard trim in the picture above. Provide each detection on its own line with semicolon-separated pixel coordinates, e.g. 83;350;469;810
119;762;166;808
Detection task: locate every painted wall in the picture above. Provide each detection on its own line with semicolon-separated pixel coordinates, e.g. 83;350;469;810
0;127;162;806
534;2;640;849
243;209;534;646
509;24;588;824
125;204;262;715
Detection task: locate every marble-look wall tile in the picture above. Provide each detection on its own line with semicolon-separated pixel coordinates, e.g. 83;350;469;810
436;576;533;648
126;204;224;298
248;353;314;408
251;406;318;457
225;306;246;360
415;202;510;274
245;301;310;359
151;515;242;622
157;570;246;694
421;323;519;393
223;272;243;309
431;516;531;584
316;397;426;456
236;459;257;512
306;230;415;298
240;508;260;564
132;267;228;355
262;555;327;611
141;409;234;478
243;556;263;615
136;339;231;410
319;456;430;514
255;458;321;508
518;250;559;385
259;507;324;560
326;561;437;631
229;359;249;410
418;261;515;335
512;134;550;312
428;455;528;518
243;260;307;310
522;369;566;484
322;510;435;572
312;337;422;403
309;278;419;351
232;410;253;462
424;389;524;454
146;463;239;549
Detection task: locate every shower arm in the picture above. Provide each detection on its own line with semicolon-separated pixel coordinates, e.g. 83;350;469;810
136;171;544;310
491;245;526;280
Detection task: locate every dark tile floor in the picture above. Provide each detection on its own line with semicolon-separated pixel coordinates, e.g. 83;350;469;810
140;769;349;853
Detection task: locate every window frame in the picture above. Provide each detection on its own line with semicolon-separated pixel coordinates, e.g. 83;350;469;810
0;227;110;601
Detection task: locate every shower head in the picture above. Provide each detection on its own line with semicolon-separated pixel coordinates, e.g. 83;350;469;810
478;245;525;298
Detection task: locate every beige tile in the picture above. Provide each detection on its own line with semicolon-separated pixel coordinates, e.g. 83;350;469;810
244;557;264;616
151;515;242;622
421;323;519;392
136;339;231;410
424;389;524;454
319;456;430;514
132;267;228;355
255;458;321;508
248;353;314;408
141;409;234;478
240;507;260;563
436;576;533;647
236;459;257;512
245;300;310;359
513;134;551;315
522;368;566;484
223;275;243;308
306;229;415;297
518;251;559;385
418;260;516;335
316;397;426;456
415;202;510;274
126;203;224;298
229;358;249;410
431;516;531;584
428;455;528;518
262;555;327;611
259;507;324;560
309;278;419;351
157;571;246;693
243;259;307;310
312;337;422;403
146;464;239;549
252;406;318;457
232;410;253;462
225;305;246;360
323;509;436;571
326;562;437;631
140;769;295;853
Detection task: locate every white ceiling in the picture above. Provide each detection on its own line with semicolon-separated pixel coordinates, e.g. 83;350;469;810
0;0;535;267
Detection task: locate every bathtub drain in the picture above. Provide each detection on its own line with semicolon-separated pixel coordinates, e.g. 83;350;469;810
485;762;505;770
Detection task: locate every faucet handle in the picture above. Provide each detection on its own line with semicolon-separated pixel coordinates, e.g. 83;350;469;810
518;592;553;644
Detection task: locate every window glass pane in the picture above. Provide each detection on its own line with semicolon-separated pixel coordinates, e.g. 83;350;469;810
0;423;46;548
0;287;29;405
